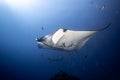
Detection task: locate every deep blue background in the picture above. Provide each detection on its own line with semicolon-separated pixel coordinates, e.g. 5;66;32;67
0;0;120;80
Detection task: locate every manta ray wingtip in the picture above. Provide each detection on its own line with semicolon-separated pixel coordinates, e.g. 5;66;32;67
99;22;111;31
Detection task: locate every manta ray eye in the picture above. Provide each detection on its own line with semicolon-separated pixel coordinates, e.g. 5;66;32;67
36;34;51;42
63;29;67;32
36;36;46;42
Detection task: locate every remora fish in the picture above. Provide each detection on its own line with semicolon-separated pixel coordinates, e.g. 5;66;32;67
36;23;111;51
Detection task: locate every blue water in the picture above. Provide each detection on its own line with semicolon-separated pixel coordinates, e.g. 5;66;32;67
0;0;120;80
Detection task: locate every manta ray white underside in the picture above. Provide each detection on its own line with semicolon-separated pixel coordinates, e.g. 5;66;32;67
36;23;111;51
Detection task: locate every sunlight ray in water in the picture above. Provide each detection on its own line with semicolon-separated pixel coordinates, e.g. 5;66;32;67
4;0;41;12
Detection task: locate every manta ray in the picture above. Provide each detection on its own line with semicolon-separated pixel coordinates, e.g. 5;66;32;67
36;23;111;51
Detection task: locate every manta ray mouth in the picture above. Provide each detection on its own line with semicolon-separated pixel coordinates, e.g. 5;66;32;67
37;42;45;48
36;38;45;48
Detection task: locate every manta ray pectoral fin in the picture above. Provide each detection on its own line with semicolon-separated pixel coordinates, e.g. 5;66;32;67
75;35;93;50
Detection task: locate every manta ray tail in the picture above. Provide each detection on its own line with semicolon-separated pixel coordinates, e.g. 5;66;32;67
98;22;111;31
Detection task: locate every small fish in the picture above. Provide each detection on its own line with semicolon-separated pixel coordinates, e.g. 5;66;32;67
100;5;105;11
41;26;44;30
36;23;111;51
